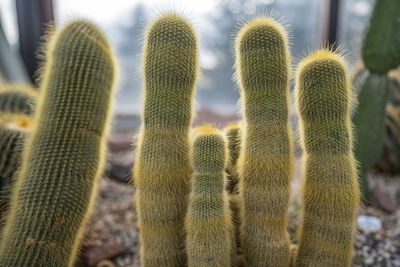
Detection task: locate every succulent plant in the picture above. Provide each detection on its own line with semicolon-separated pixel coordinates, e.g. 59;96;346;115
0;19;116;266
235;17;293;267
186;125;232;267
295;49;360;267
133;13;199;266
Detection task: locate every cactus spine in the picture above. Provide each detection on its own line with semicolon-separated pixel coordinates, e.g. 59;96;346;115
185;125;232;267
295;49;360;266
235;17;293;266
134;14;198;266
0;20;116;267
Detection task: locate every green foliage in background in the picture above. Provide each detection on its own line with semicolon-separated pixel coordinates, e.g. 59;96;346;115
362;0;400;74
376;73;400;173
353;0;400;200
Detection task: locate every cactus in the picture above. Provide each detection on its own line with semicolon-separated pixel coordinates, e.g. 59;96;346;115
353;72;390;198
376;74;400;173
295;49;360;266
353;0;400;200
0;19;116;267
134;13;198;266
235;17;293;266
362;0;400;74
0;84;37;115
185;125;232;267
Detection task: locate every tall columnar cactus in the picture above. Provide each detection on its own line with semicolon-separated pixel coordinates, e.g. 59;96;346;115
0;84;37;115
235;17;293;266
0;19;116;267
295;49;360;266
185;125;232;267
134;13;198;266
353;0;400;199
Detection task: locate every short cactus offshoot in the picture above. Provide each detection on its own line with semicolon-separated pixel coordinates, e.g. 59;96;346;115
0;20;116;267
235;17;294;267
295;49;360;267
0;84;37;115
185;125;232;267
0;85;35;223
133;13;199;266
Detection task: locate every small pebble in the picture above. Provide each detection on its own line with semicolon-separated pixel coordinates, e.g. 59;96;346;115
357;215;382;233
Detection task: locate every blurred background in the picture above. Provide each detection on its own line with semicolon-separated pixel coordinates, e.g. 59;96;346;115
0;0;373;114
1;1;399;266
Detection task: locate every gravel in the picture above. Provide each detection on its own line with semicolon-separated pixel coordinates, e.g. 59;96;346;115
80;145;400;267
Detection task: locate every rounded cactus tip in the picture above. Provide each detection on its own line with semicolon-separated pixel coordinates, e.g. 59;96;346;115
224;122;240;131
192;124;226;173
296;48;348;77
193;124;221;137
147;13;197;44
54;19;111;50
235;17;289;50
296;48;351;120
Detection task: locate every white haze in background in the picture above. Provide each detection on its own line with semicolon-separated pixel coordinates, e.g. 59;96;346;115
0;0;372;114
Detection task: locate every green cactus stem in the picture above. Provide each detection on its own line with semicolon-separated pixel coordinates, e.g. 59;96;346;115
235;17;294;267
0;19;116;267
295;49;360;267
185;125;232;267
133;13;199;266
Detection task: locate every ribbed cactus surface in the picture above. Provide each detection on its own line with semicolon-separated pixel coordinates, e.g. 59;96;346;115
0;20;116;267
134;13;198;266
235;17;293;266
186;125;232;267
295;50;360;267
